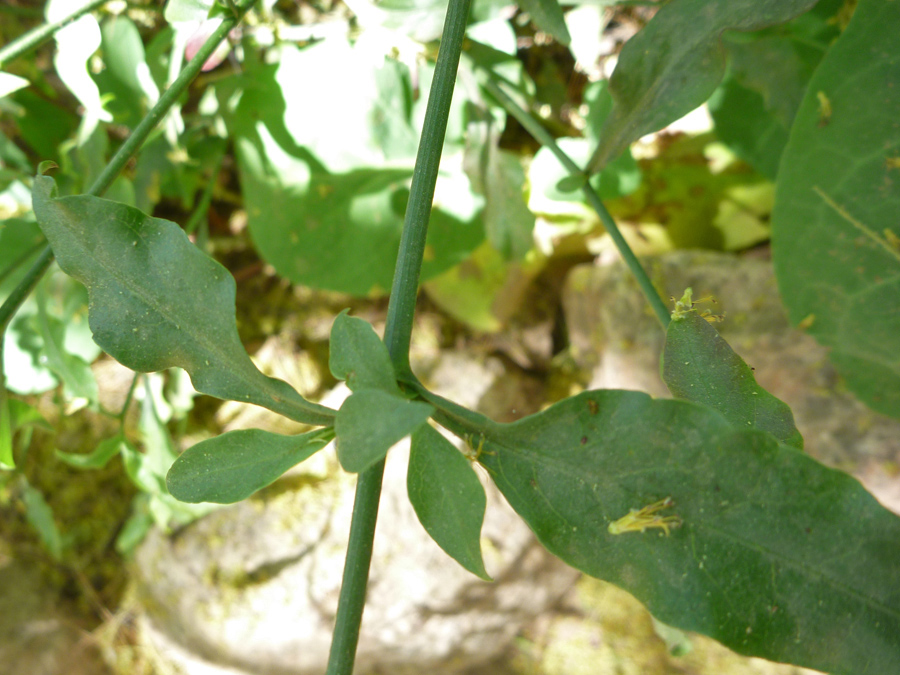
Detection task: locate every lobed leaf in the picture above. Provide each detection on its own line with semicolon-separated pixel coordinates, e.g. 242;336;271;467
477;390;900;674
167;428;333;504
408;425;490;580
662;309;803;449
31;176;333;426
335;389;433;473
586;0;818;173
771;0;900;419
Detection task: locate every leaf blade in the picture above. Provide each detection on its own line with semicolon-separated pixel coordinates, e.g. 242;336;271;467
587;0;818;173
771;0;900;419
329;311;399;394
479;390;900;675
335;389;433;473
408;425;490;580
167;428;332;504
663;309;803;448
31;176;333;426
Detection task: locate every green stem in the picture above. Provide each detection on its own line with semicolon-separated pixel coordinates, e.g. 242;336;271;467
0;0;109;69
0;4;253;334
382;0;473;375
324;0;472;673
482;78;671;328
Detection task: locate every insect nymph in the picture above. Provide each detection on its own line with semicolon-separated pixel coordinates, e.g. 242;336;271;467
608;497;682;536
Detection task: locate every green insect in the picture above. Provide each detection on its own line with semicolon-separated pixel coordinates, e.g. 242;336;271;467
608;497;682;536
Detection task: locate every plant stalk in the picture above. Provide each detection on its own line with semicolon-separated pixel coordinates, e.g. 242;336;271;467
482;78;671;328
0;0;108;68
324;0;472;672
0;5;254;334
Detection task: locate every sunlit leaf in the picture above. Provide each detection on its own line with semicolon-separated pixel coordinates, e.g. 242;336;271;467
586;0;818;173
31;176;333;426
474;390;900;674
772;0;900;419
408;424;490;580
167;428;333;503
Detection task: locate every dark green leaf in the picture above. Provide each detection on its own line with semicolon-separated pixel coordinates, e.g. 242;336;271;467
662;305;802;449
31;176;333;426
586;0;819;173
167;428;333;504
57;434;125;470
517;0;571;45
772;0;900;419
335;390;433;473
478;390;900;674
329;312;399;394
408;425;490;580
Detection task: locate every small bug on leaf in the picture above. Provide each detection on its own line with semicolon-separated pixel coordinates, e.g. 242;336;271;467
608;497;682;536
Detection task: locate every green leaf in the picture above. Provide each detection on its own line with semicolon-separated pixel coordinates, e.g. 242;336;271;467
34;286;98;406
772;0;900;419
167;428;333;504
229;46;483;295
662;307;803;449
517;0;571;45
57;434;125;470
335;390;433;473
408;425;490;580
477;390;900;674
329;312;399;394
586;0;819;173
31;176;333;426
708;77;789;180
20;478;63;561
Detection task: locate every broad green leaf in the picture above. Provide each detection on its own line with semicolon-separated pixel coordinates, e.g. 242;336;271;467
228;45;483;295
586;0;818;173
167;428;333;503
329;312;399;394
31;176;333;426
20;477;63;560
408;424;490;580
6;398;52;433
57;434;125;469
772;0;900;419
477;390;900;674
335;389;433;473
662;303;803;449
517;0;571;46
